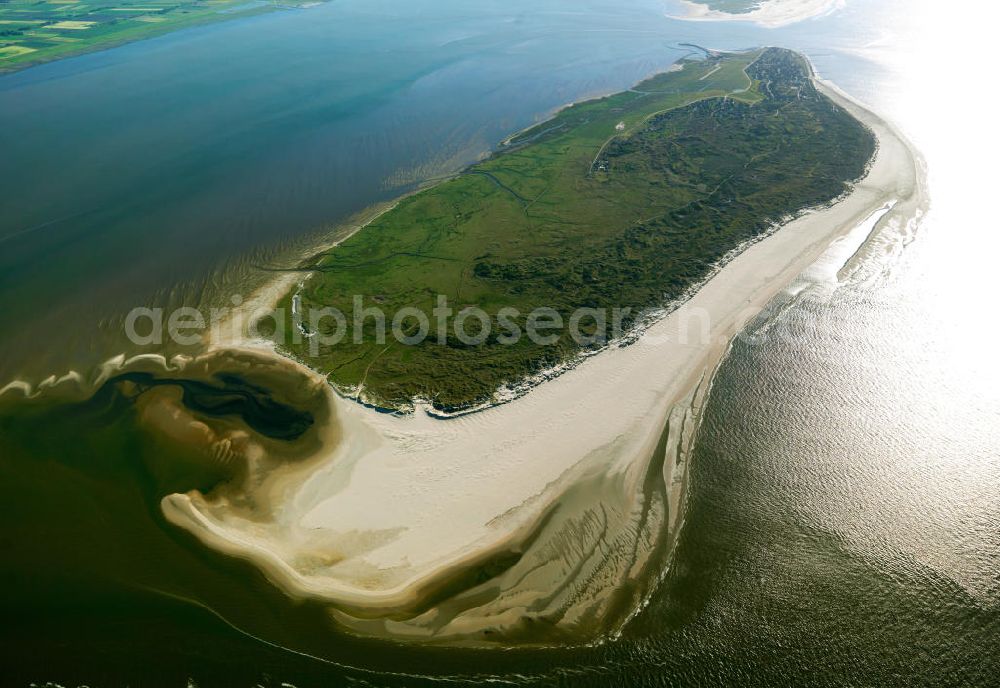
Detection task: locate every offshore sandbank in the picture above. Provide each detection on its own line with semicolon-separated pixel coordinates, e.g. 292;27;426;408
151;66;922;645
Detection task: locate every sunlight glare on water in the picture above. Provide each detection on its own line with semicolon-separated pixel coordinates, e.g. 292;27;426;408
750;0;1000;609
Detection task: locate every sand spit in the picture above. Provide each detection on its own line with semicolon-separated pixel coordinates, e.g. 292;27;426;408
672;0;845;28
156;77;921;646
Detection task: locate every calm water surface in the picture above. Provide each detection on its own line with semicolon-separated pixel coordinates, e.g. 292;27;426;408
1;0;998;685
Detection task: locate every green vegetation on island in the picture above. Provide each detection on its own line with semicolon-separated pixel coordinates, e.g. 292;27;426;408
276;48;876;412
0;0;325;72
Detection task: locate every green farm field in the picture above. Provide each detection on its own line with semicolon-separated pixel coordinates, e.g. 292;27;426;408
0;0;322;72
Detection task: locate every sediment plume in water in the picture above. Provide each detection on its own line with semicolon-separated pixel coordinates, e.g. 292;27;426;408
1;346;703;646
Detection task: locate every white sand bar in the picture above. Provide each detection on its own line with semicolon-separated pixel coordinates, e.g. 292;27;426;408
162;79;922;645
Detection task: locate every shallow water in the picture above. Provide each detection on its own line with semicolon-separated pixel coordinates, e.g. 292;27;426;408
0;0;749;381
1;0;999;685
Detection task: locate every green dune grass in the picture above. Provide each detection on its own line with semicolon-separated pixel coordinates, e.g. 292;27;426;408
275;48;876;412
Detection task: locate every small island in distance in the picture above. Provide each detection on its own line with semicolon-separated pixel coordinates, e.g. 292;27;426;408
691;0;765;12
674;0;846;27
276;48;876;412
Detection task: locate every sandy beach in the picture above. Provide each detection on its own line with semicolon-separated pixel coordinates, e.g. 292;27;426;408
154;75;922;645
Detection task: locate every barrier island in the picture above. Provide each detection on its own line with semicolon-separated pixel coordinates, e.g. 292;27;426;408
276;48;876;412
